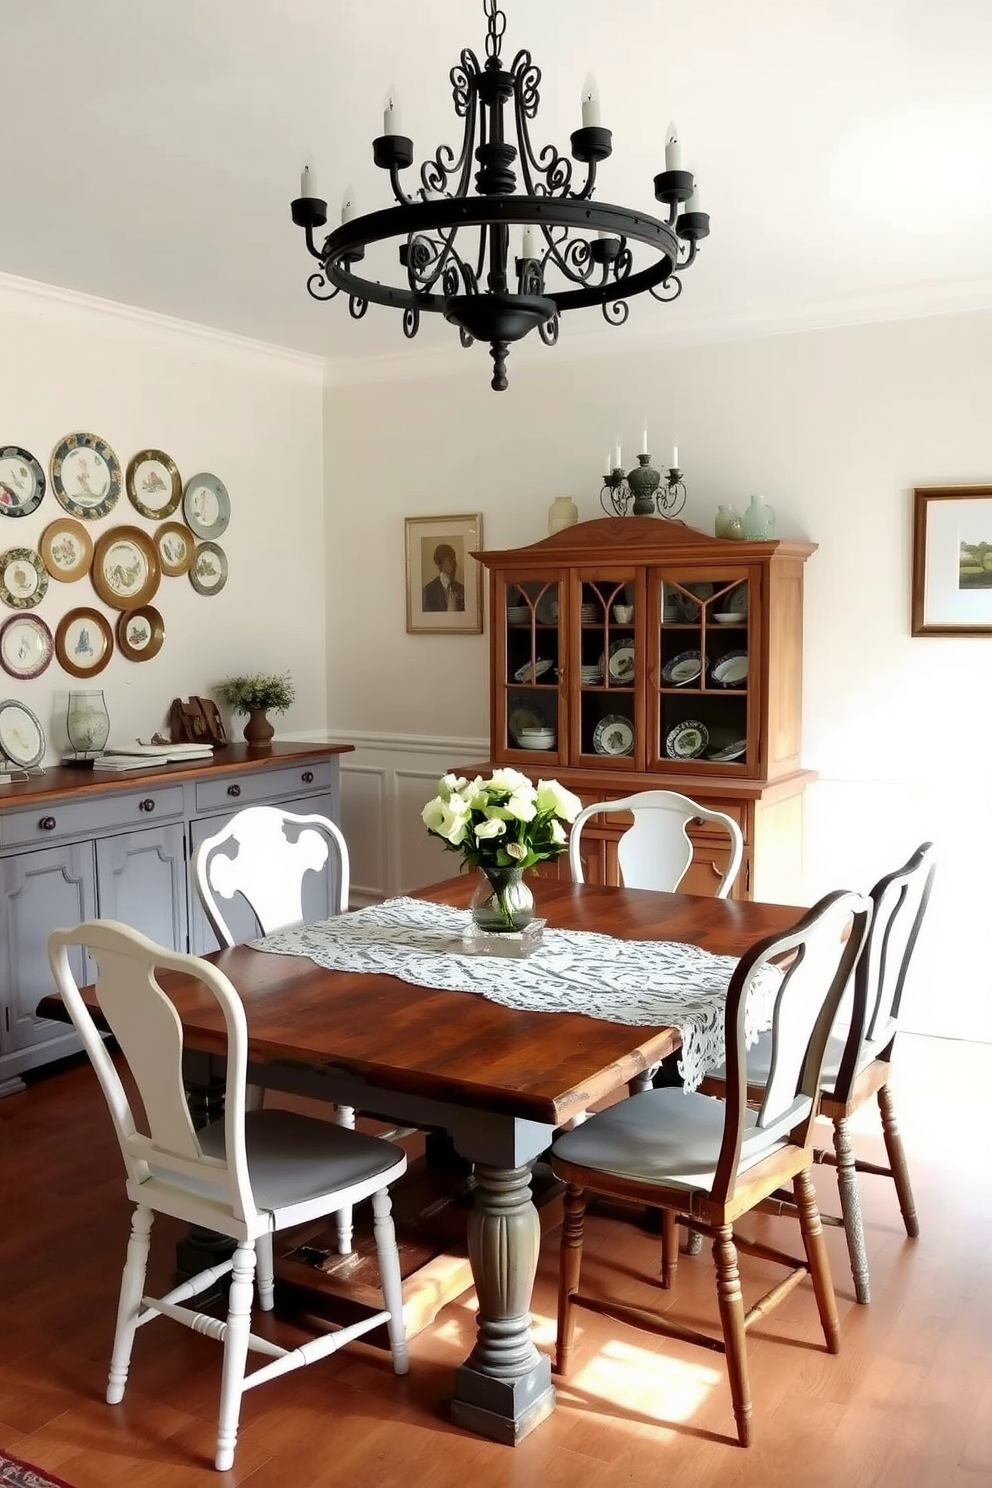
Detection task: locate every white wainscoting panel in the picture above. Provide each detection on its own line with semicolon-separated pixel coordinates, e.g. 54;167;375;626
336;731;489;905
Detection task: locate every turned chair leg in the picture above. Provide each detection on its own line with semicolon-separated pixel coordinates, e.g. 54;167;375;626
557;1183;586;1377
833;1115;871;1304
794;1166;840;1354
660;1209;679;1289
877;1082;920;1239
712;1225;752;1447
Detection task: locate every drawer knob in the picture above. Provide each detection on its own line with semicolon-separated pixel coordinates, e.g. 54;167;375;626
39;815;57;832
302;770;314;784
227;784;241;798
139;798;156;813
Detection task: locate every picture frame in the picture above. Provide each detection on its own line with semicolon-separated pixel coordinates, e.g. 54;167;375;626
405;513;483;634
912;485;992;636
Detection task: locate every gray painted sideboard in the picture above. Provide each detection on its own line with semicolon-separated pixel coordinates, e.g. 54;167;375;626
0;741;352;1097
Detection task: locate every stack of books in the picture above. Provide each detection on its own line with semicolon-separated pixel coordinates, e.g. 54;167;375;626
92;742;215;772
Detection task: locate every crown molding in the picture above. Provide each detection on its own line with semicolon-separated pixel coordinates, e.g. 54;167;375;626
0;271;326;380
322;273;992;389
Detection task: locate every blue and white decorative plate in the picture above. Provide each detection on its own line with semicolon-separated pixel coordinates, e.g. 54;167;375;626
662;649;702;686
51;431;122;520
593;714;634;756
665;719;709;760
711;650;748;687
0;447;45;517
605;638;635;685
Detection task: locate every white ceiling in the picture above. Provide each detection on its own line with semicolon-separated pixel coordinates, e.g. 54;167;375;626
5;0;992;364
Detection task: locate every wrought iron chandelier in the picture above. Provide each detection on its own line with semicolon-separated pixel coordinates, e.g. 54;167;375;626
291;0;710;391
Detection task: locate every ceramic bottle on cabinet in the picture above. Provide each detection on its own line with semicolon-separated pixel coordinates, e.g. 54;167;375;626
714;504;743;540
742;494;775;539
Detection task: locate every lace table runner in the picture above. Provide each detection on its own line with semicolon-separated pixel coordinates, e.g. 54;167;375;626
252;896;781;1092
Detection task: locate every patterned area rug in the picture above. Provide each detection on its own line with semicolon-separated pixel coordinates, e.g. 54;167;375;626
0;1451;77;1488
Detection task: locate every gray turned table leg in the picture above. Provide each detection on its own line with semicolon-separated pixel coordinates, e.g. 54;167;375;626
451;1162;555;1445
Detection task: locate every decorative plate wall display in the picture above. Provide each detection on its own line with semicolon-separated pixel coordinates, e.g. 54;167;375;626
55;607;114;678
189;541;228;596
0;547;48;609
0;446;46;517
183;472;230;539
51;431;122;520
116;605;164;662
91;526;161;610
154;520;196;577
0;614;54;680
0;698;45;768
126;448;183;519
39;517;94;583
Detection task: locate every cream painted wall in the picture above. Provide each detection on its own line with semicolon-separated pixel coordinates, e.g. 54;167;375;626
325;310;992;1038
0;279;327;754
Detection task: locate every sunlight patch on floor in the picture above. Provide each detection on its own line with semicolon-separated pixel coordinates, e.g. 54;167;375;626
567;1336;722;1423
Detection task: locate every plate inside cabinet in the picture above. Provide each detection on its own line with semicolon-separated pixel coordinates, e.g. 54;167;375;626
55;607;114;678
726;582;749;615
183;472;231;539
513;657;553;683
0;698;45;768
0;446;45;517
91;526;161;610
662;649;702;686
0;614;54;680
707;740;747;762
117;605;165;663
605;638;635;685
154;520;196;577
39;517;93;582
593;714;635;756
0;547;48;610
665;719;709;759
711;650;748;686
50;431;121;519
509;705;546;738
189;541;228;596
535;592;559;625
126;448;183;519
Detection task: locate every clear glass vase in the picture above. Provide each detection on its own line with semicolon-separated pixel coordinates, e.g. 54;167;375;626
469;866;535;933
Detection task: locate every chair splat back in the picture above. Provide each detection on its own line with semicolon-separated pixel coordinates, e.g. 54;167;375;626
568;789;744;898
713;889;872;1204
192;805;350;946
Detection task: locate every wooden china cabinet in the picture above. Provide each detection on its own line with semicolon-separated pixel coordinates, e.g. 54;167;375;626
468;515;817;903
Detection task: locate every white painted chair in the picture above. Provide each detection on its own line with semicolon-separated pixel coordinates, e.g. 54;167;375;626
567;789;744;898
48;919;408;1474
191;805;413;1253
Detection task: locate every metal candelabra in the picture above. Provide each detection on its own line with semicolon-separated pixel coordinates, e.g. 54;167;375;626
600;454;687;519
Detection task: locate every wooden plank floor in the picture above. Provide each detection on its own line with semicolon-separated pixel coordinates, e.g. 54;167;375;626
1;1032;990;1487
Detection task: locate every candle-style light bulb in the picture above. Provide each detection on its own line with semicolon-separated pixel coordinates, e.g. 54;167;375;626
341;186;356;223
614;438;623;471
640;425;649;457
383;86;401;136
687;185;702;214
522;225;538;261
665;122;682;172
300;163;317;199
671;443;679;469
581;74;601;128
604;451;612;478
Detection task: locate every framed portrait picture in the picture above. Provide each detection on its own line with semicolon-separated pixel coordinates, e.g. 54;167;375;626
405;513;484;634
912;485;992;636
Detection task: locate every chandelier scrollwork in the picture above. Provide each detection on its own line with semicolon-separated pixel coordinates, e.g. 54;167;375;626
291;0;710;390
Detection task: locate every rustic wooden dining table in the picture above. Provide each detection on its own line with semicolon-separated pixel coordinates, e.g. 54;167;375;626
41;874;807;1446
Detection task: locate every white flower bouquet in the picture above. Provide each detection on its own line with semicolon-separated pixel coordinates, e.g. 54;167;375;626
422;769;583;930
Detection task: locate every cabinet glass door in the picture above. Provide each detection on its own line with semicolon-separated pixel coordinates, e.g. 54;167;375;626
500;575;562;761
654;573;752;771
573;573;640;767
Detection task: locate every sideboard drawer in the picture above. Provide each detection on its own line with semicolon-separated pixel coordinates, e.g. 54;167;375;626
1;784;186;849
194;759;334;814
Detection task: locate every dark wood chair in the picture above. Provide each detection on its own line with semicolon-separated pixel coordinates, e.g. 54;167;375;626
550;888;872;1447
701;841;936;1303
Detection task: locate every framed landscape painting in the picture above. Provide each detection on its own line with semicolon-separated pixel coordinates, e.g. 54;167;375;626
405;513;484;634
912;485;992;636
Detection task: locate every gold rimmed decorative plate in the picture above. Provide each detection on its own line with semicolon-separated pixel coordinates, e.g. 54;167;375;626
91;526;161;611
51;431;122;520
0;547;48;610
0;446;46;517
0;614;54;679
126;448;183;520
154;520;196;577
189;540;228;596
55;607;114;678
116;605;165;663
39;517;93;583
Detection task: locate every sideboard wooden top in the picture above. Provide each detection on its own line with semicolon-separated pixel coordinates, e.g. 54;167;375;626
0;740;353;810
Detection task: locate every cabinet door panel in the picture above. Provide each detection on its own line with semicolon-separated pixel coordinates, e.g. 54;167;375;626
95;823;188;951
187;794;336;954
1;842;96;1052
